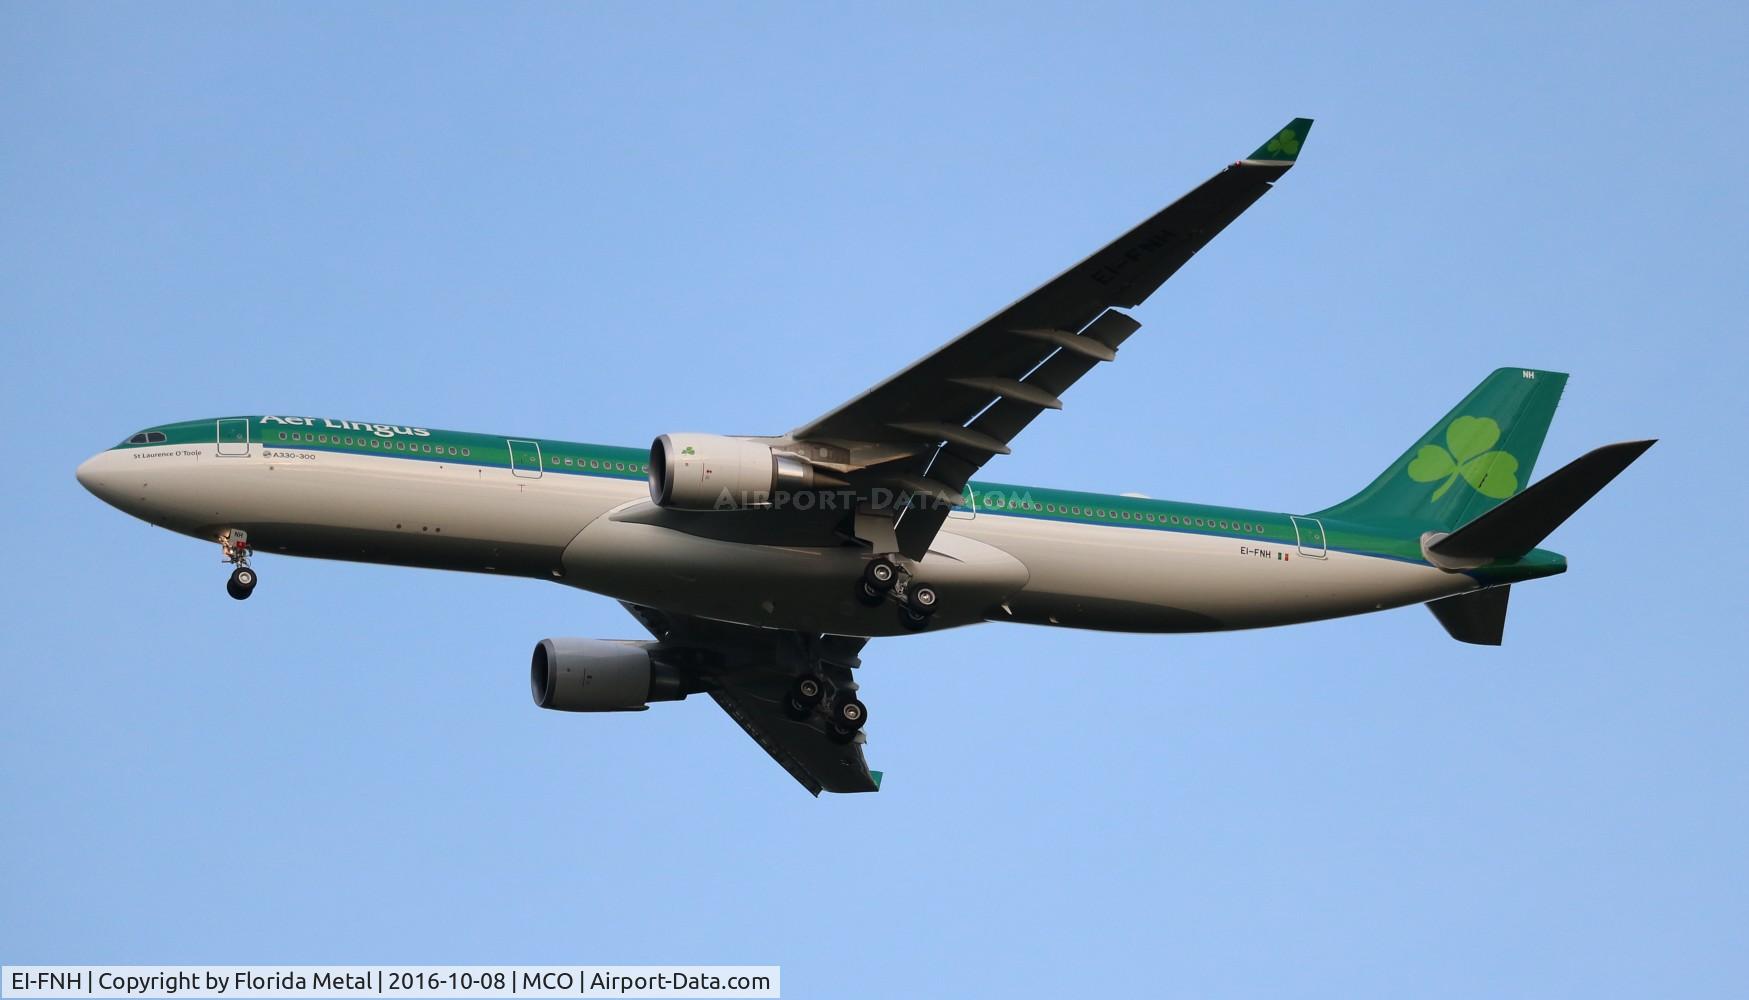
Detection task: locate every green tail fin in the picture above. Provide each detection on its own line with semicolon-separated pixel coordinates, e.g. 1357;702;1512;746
1315;368;1568;531
1247;118;1314;163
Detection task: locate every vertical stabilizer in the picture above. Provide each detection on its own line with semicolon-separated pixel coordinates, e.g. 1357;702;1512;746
1316;368;1568;532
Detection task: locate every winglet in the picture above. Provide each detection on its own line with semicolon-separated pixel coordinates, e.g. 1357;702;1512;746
869;770;883;790
1245;117;1314;164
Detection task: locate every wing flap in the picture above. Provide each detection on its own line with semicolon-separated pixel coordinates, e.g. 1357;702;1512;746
893;309;1141;558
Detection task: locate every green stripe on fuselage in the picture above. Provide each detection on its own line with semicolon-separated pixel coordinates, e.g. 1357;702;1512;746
109;416;1567;583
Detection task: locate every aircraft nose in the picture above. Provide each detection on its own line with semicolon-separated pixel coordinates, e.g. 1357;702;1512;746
76;452;111;499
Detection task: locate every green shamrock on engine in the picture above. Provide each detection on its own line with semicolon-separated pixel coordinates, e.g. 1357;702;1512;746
1265;128;1301;158
1407;416;1520;501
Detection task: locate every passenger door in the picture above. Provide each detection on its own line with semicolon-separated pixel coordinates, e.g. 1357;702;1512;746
507;439;543;479
947;486;977;521
1291;516;1327;558
216;418;250;457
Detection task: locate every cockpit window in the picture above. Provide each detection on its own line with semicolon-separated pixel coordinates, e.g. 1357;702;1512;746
125;431;167;445
128;433;148;444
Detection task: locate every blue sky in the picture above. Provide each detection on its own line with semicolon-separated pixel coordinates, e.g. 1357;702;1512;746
3;3;1746;996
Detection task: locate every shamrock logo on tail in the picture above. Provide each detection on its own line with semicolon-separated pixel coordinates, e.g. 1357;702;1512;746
1265;127;1301;158
1407;416;1519;501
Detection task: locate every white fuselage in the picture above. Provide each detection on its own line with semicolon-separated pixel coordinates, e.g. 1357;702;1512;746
76;441;1478;637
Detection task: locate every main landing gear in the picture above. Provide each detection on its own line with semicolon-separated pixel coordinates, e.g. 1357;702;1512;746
221;530;258;601
783;671;869;744
855;556;939;632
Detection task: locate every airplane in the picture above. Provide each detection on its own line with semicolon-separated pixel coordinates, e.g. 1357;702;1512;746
75;118;1654;795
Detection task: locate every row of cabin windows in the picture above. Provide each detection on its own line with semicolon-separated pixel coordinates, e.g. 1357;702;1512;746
127;431;168;444
277;429;648;473
982;494;1267;533
552;455;648;474
279;430;471;457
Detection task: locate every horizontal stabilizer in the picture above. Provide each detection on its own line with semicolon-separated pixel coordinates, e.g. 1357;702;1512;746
1428;439;1655;562
1427;585;1511;645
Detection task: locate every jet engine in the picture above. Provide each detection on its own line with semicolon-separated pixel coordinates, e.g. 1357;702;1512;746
530;637;692;712
647;433;835;510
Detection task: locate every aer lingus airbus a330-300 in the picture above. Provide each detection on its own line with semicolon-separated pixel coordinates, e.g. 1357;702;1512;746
77;119;1653;794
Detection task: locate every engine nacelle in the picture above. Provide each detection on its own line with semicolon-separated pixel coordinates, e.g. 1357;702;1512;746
530;637;690;712
648;433;828;510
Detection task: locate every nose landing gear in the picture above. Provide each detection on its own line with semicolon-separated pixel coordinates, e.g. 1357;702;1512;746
226;566;257;600
221;530;258;601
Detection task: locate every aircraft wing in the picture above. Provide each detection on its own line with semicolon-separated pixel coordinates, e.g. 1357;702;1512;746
621;603;881;795
789;118;1312;558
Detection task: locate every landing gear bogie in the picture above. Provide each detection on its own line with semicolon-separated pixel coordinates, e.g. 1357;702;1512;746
781;664;868;747
854;557;941;627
